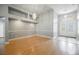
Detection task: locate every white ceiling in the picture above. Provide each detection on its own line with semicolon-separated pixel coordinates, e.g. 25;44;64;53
11;4;78;15
13;4;52;16
47;4;78;14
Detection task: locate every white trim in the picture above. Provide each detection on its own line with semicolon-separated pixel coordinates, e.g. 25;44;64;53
8;34;51;42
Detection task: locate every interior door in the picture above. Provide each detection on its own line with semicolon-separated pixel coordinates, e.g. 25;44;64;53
0;17;5;45
0;17;5;54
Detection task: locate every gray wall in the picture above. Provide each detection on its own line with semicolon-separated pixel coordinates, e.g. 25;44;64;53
0;5;8;42
0;4;8;54
8;19;35;39
36;10;53;37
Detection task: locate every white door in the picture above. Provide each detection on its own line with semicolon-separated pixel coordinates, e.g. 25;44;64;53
0;17;5;45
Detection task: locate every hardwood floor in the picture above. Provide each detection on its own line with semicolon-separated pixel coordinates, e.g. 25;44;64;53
5;35;61;55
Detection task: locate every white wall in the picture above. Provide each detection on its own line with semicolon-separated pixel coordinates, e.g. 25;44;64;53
53;11;58;39
36;10;53;37
77;7;79;40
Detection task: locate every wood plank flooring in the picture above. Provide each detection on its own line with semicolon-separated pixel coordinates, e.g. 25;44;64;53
5;35;61;55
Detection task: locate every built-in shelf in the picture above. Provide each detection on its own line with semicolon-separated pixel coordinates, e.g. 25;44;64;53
9;14;37;24
8;6;37;24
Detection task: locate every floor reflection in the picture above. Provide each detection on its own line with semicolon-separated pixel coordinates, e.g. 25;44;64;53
53;37;79;55
58;41;67;54
67;43;76;54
